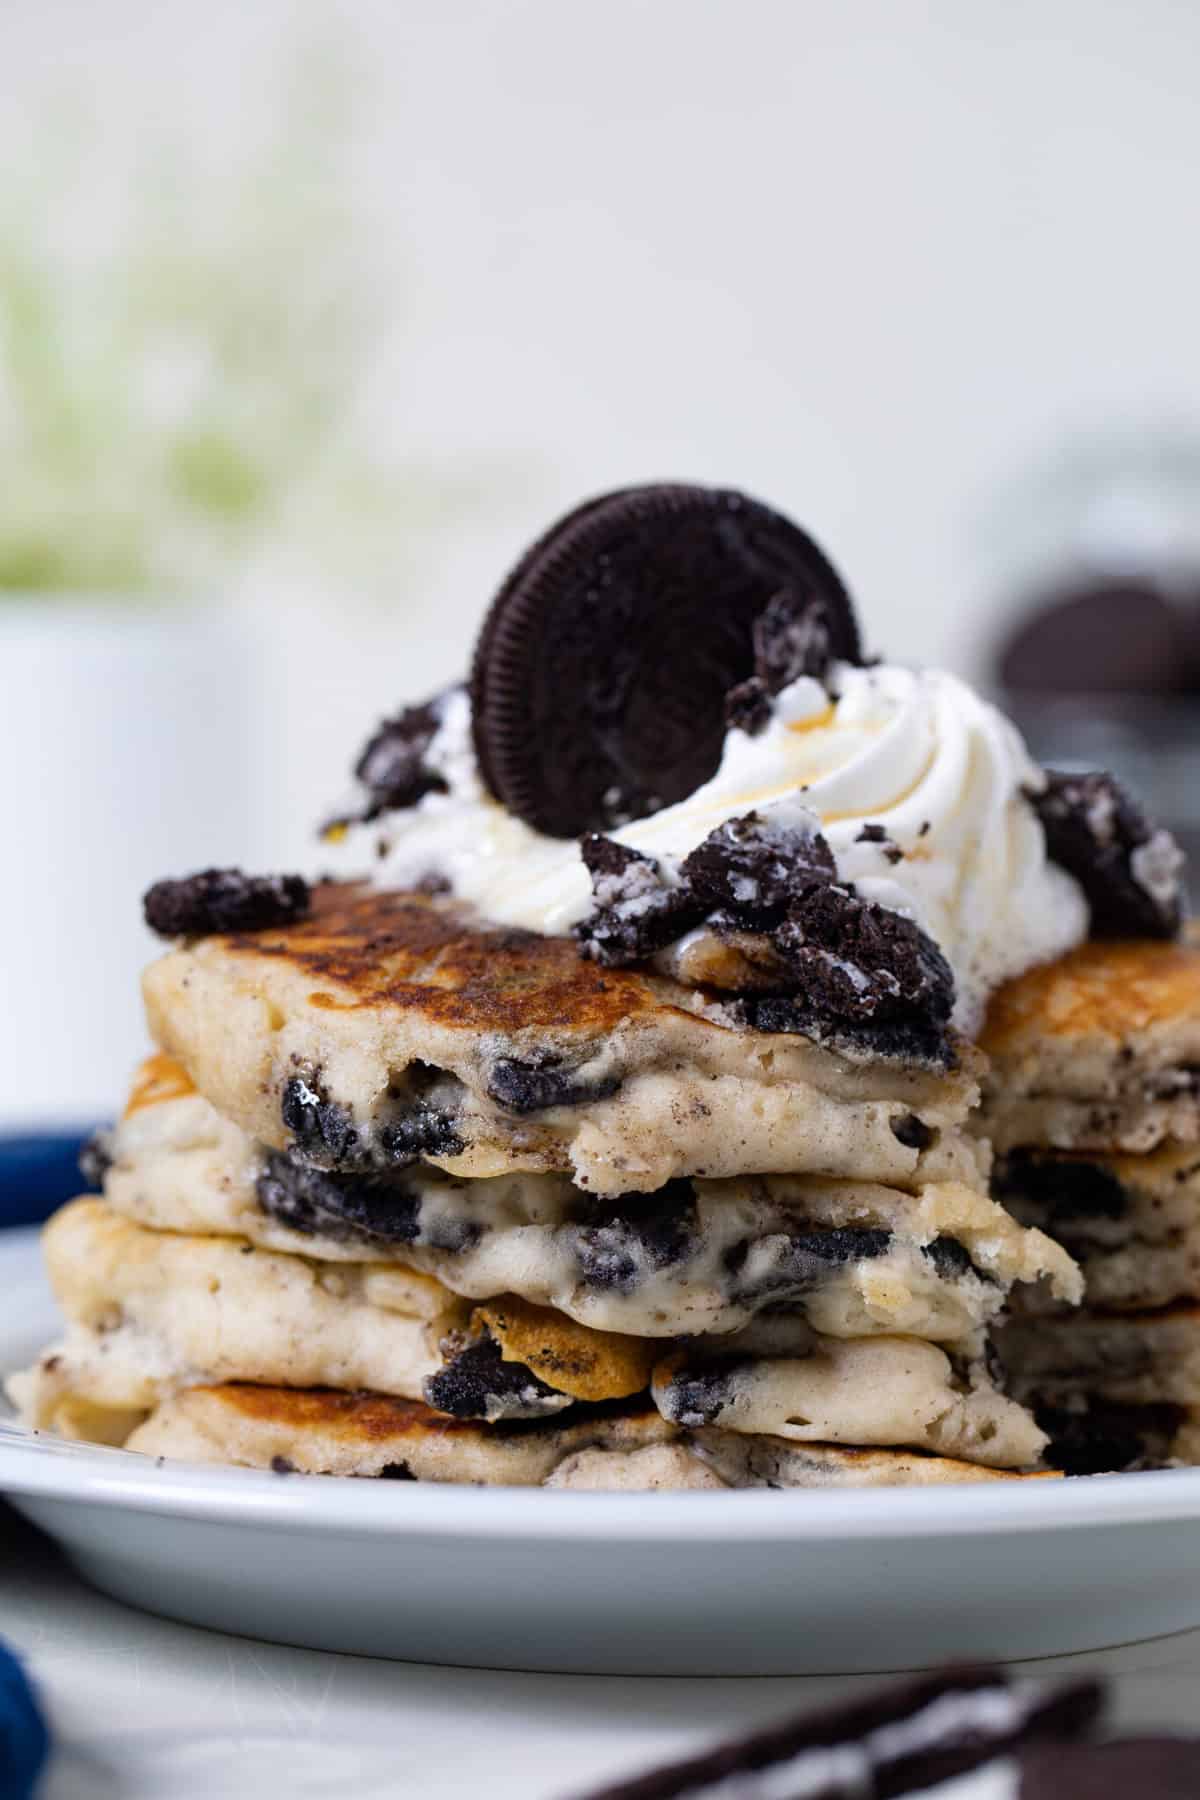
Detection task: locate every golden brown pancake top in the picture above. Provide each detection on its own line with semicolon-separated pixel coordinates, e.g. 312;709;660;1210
208;1384;485;1440
980;939;1200;1055
219;882;688;1039
195;1382;666;1442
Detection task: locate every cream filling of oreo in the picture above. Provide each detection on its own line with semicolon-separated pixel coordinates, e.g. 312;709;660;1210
638;1686;1025;1798
349;669;1088;1034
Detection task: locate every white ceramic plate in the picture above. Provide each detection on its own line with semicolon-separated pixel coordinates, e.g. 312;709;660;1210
6;1225;1200;1675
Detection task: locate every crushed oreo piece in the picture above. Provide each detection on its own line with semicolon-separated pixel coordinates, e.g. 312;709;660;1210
890;1113;934;1151
774;882;955;1029
721;590;846;735
921;1236;986;1282
143;869;310;939
574;1183;698;1292
424;1334;571;1422
728;1226;892;1305
740;994;954;1067
255;1150;461;1250
681;808;835;925
486;1054;620;1116
658;1362;743;1429
573;797;955;1060
993;1151;1128;1225
752;587;839;691
379;1460;417;1480
856;822;903;864
724;675;774;736
576;835;704;966
1030;769;1185;938
350;689;455;822
378;1105;466;1165
270;1456;296;1475
281;1073;361;1165
78;1131;113;1191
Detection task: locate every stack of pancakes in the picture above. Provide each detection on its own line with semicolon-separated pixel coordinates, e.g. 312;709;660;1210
10;885;1079;1489
983;938;1200;1472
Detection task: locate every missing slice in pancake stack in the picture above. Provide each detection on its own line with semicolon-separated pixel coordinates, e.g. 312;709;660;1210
7;487;1191;1488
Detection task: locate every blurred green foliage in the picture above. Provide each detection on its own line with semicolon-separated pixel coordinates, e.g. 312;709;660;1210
0;56;407;597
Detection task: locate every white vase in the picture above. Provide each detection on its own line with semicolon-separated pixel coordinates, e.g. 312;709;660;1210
0;599;261;1131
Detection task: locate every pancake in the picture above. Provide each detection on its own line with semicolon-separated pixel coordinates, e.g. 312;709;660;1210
652;1333;1046;1469
71;1385;1053;1488
979;939;1200;1154
577;1434;1058;1490
99;1062;1074;1344
13;1199;655;1427
142;884;984;1197
996;1142;1200;1312
15;1201;1050;1468
1000;1302;1200;1411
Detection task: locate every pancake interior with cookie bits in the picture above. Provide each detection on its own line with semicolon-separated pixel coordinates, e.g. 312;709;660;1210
14;479;1199;1491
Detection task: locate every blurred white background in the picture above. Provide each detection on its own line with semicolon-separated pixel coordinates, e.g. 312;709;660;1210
4;0;1200;1122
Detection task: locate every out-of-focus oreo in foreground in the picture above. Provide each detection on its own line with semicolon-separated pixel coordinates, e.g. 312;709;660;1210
578;1665;1104;1800
469;483;861;837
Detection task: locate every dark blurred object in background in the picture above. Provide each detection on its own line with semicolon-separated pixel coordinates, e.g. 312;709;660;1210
991;433;1200;874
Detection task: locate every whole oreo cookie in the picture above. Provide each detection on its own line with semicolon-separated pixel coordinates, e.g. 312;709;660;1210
1030;770;1185;939
470;485;860;837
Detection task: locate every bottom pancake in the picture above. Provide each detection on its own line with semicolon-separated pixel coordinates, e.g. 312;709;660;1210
36;1383;1057;1489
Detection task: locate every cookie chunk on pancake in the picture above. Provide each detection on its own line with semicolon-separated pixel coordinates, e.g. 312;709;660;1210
142;884;983;1197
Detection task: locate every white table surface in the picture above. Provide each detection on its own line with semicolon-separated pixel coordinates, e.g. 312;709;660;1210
4;1502;1200;1800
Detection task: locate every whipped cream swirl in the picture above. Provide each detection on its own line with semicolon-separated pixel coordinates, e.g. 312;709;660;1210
348;666;1090;1034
